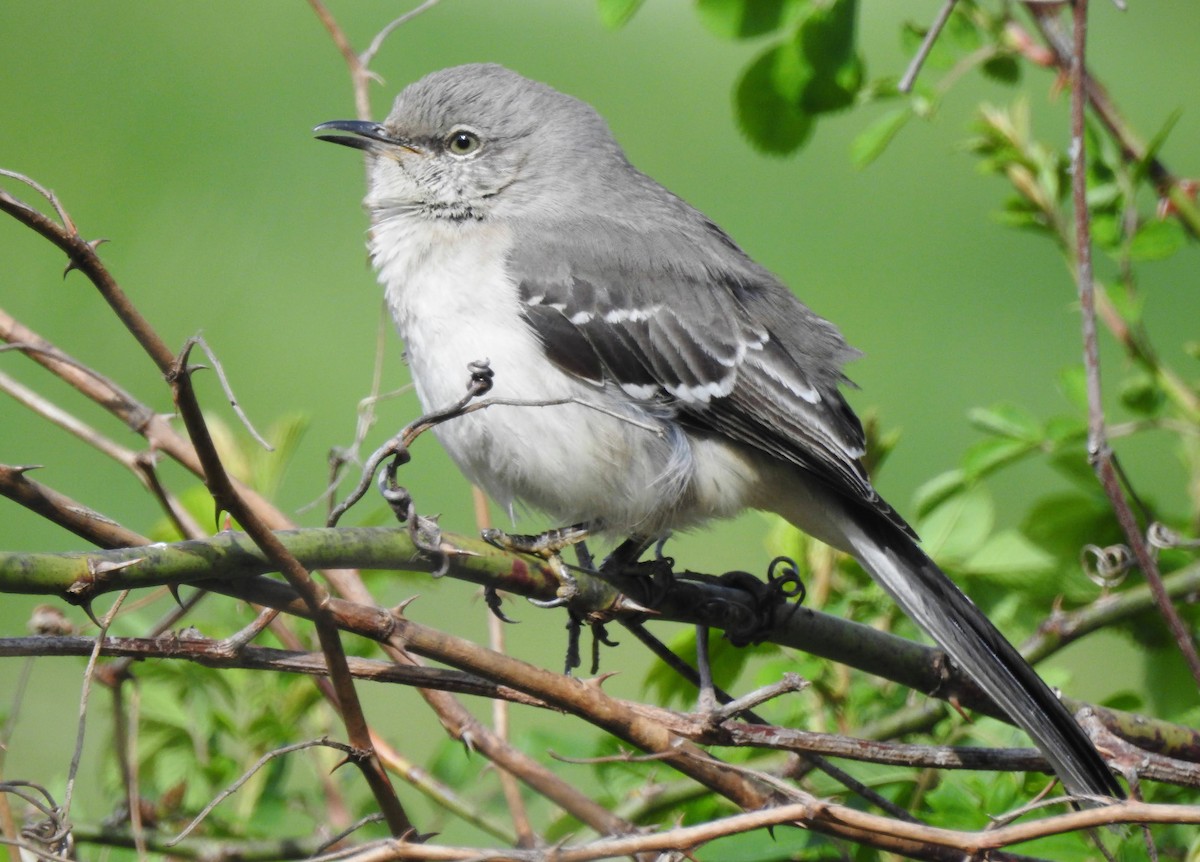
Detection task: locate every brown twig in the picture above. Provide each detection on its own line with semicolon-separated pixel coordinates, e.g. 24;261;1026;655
168;338;413;835
1064;0;1200;688
0;174;414;835
476;488;538;849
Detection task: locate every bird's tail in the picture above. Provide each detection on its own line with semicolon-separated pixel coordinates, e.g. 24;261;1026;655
833;506;1122;800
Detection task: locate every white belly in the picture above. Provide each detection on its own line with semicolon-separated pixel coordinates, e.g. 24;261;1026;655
369;214;762;536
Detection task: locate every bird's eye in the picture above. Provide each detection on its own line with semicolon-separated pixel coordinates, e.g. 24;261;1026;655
446;129;481;156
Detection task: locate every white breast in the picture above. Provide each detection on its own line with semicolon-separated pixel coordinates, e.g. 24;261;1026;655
368;213;763;536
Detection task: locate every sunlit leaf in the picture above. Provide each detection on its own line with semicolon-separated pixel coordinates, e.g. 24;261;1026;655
735;44;814;154
913;468;968;519
961;436;1036;481
1129;217;1185;261
1043;414;1087;447
852;106;910;167
696;0;793;39
967;403;1041;441
793;0;863;113
596;0;644;28
919;485;994;562
963;529;1054;576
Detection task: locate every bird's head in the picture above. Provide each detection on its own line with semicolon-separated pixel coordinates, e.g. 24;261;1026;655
315;63;626;223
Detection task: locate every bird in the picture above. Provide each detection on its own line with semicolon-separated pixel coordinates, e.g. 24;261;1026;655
315;63;1121;800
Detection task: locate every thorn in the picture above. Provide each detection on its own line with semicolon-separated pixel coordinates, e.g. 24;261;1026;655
609;594;658;615
459;730;476;755
330;755;354;774
948;695;973;723
582;671;619;690
167;583;184;607
62;238;109;276
78;599;103;630
89;556;145;576
391;595;419;616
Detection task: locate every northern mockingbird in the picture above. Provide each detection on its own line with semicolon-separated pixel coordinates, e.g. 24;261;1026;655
316;63;1120;799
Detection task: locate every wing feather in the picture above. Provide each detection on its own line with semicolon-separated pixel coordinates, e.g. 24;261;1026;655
510;217;912;535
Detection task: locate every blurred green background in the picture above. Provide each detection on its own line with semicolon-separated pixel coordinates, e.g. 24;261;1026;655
1;0;1197;842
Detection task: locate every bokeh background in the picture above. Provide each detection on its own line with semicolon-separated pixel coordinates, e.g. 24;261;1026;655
1;0;1197;841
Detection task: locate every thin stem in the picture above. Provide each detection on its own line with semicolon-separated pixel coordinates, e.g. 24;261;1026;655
1066;0;1200;688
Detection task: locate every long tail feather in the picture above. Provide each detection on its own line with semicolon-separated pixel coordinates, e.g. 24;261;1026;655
837;510;1122;799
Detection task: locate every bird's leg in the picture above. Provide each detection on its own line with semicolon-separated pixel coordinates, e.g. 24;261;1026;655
694;623;718;713
597;535;675;608
599;535;655;571
482;522;591;607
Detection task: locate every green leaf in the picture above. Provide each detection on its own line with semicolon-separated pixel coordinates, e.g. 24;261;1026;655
793;0;863;114
851;106;910;167
962;529;1054;576
1103;277;1145;323
1119;371;1165;415
696;0;793;39
981;53;1020;85
1090;211;1122;250
735;44;814;155
919;485;994;563
1058;365;1089;411
1021;492;1120;562
1133;108;1182;185
1129;217;1185;261
966;403;1041;441
1043;414;1087;447
961;436;1036;481
912;468;968;519
596;0;644;28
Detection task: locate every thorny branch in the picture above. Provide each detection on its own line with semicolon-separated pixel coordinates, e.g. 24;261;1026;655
2;3;1198;859
0;173;414;837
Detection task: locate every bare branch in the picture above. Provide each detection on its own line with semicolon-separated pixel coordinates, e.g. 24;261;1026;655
167;338;414;835
165;738;357;846
1064;0;1200;687
898;0;960;93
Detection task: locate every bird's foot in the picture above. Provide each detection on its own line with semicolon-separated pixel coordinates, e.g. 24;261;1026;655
482;523;590;557
482;523;590;608
595;536;676;609
712;556;806;647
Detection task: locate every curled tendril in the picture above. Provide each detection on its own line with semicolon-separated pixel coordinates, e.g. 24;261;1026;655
1080;543;1132;588
1147;521;1200;551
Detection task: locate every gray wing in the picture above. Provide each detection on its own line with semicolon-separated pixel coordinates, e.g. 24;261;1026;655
509;216;914;536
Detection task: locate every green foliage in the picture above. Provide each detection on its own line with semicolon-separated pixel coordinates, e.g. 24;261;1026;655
604;0;867;156
128;657;337;839
694;0;799;40
595;0;644;29
3;3;1197;859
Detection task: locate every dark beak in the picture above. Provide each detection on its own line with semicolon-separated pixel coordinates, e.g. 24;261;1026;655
313;120;417;153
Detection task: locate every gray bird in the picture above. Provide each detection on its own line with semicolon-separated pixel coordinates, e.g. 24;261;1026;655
316;63;1121;800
